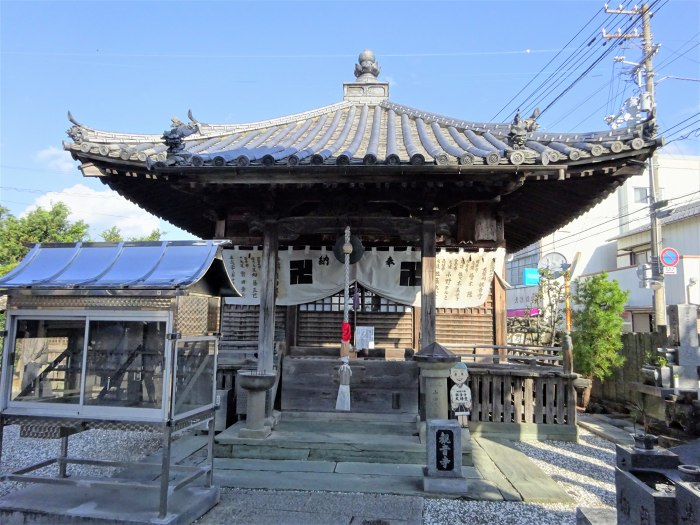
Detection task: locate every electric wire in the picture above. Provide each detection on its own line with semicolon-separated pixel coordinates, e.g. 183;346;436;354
490;8;605;121
510;189;700;260
535;1;659;120
499;0;642;121
658;112;700;135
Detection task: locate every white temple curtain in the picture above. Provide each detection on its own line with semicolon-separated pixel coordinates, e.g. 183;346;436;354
223;247;504;308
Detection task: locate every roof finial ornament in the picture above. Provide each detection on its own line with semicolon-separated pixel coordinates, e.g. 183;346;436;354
509;107;540;149
354;49;381;82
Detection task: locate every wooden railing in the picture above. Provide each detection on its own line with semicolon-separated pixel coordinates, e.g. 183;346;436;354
443;344;564;367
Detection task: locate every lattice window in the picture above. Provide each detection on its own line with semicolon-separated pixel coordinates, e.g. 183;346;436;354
299;284;412;313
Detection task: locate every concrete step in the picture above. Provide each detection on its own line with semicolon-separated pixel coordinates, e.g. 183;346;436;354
215;416;472;465
212;458;500;500
282;410;418;424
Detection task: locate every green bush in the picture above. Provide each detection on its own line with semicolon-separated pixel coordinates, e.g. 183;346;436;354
571;272;629;380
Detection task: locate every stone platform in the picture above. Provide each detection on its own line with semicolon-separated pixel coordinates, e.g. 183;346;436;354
212;411;571;504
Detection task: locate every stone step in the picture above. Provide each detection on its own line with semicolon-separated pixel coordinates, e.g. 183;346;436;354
282;409;418;424
215;418;473;465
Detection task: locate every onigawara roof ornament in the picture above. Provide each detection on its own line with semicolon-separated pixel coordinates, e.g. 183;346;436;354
162;117;199;162
354;49;381;82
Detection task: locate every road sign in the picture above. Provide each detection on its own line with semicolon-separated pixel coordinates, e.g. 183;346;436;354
660;247;680;267
663;266;677;275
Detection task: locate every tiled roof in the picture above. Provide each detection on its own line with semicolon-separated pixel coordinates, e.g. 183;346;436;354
64;50;655;170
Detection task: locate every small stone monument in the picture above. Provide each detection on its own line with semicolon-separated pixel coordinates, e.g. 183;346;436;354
423;419;468;494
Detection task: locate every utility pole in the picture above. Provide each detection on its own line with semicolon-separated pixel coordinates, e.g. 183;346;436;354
604;3;666;332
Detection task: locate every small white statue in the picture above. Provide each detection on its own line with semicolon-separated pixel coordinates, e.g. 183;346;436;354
450;362;472;428
335;356;352;411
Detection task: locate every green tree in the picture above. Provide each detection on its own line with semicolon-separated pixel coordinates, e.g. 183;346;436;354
100;226;162;242
0;203;90;276
572;272;629;382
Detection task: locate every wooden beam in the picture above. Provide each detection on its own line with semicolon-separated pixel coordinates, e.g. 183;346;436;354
258;220;278;374
420;219;437;347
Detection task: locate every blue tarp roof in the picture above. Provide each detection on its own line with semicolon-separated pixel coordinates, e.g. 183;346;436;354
0;240;239;296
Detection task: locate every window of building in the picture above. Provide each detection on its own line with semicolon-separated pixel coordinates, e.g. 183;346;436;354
631;250;650;265
633;187;648;203
506;253;540;286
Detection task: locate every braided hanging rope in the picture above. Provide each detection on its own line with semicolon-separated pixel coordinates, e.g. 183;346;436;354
343;225;351;324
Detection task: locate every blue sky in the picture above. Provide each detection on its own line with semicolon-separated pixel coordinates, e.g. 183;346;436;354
1;0;698;240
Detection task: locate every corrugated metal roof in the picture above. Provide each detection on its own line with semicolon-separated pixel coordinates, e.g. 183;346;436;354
0;240;239;295
64;51;653;170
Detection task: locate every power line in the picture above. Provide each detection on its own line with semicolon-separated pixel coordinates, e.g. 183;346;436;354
659;112;700;135
490;8;605;121
510;188;700;260
536;1;662;119
503;0;643;121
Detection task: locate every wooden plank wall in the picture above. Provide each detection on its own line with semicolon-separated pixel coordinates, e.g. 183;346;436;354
281;357;419;413
218;304;286;366
436;292;494;346
297;310;414;348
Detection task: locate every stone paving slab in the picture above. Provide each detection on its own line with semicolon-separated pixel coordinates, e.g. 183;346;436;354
197;489;424;525
217;422;424;450
214;458;336;473
476;437;574;504
470;438;522;502
577;413;634;446
214;468;426;496
0;483;219;525
334;461;479;479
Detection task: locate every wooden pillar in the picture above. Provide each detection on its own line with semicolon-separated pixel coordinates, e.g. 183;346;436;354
214;218;226;238
285;306;297;353
493;259;507;350
258;220;278;374
421;219;437;347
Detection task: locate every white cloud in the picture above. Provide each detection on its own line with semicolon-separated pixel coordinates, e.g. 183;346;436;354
384;75;398;88
35;146;79;173
25;184;162;240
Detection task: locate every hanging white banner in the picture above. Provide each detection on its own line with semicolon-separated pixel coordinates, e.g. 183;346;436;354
223;246;503;308
435;248;504;308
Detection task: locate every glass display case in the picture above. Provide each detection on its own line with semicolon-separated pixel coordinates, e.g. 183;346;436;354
0;241;238;520
3;312;217;422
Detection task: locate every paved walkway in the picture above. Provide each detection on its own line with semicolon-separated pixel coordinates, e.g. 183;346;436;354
0;412;654;524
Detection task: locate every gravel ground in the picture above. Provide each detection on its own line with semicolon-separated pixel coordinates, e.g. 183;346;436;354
0;424;618;524
423;428;617;524
0;425;161;498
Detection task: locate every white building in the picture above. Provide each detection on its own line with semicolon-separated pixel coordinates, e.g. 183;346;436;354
506;154;700;333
